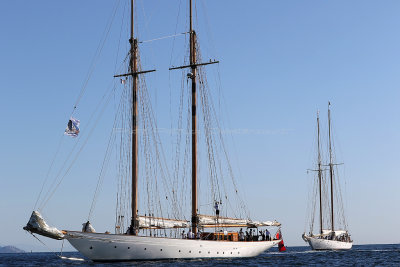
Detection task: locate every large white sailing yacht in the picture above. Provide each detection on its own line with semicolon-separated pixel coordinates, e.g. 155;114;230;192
24;0;281;261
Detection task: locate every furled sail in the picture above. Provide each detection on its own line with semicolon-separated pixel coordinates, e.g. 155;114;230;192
23;211;64;240
138;216;190;229
322;229;348;236
198;214;281;228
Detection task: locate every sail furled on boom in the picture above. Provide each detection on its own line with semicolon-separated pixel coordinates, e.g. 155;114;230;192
138;216;190;229
198;214;281;228
136;214;280;229
23;211;65;240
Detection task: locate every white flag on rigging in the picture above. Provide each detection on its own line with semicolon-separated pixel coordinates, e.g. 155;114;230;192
64;117;80;137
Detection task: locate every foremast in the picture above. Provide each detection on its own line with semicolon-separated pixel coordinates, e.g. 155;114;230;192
130;0;139;236
114;0;155;235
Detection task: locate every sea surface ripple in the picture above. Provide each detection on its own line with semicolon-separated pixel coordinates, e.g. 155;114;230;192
0;244;399;266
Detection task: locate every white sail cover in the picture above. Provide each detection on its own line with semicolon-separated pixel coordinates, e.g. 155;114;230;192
23;211;64;240
198;214;281;227
322;229;348;236
138;216;189;229
82;221;96;233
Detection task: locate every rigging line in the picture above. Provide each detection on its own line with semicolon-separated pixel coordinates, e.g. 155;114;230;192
137;0;159;69
116;85;130;229
88;118;118;220
138;73;177;213
71;0;120;116
214;63;249;216
88;82;128;220
169;0;183;68
92;96;128;222
172;71;187;218
139;32;189;43
40;84;118;210
210;94;248;216
33;134;64;210
168;0;183;139
199;55;237;215
28;232;60;258
114;0;127;74
37;77;118;210
199;0;218;59
88;133;116;220
38;134;83;210
38;59;128;209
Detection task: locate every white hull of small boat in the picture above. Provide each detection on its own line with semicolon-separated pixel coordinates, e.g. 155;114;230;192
303;235;352;250
66;231;280;261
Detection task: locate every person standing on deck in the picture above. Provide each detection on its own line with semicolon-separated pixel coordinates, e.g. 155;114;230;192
182;230;186;239
239;228;244;241
214;202;220;217
265;229;270;241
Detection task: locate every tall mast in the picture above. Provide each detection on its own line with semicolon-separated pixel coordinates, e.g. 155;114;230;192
130;0;139;235
168;0;219;235
328;102;334;232
189;0;198;235
113;0;155;235
317;111;323;235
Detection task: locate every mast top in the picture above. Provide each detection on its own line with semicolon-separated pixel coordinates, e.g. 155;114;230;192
190;0;193;33
130;0;134;41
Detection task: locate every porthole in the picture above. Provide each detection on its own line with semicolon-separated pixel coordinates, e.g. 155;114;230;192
223;252;225;254
199;251;201;253
208;251;210;254
179;250;181;252
114;246;117;248
189;250;191;253
238;252;240;254
144;248;147;250
217;252;219;254
89;246;93;250
160;249;163;251
128;247;130;249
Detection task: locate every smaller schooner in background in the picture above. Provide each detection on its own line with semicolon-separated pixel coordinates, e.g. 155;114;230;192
302;103;353;250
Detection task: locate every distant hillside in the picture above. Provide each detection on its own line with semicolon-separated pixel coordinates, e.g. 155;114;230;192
0;246;25;253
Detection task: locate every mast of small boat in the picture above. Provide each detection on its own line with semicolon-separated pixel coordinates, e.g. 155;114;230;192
189;0;198;235
328;102;334;232
317;111;323;235
130;0;139;235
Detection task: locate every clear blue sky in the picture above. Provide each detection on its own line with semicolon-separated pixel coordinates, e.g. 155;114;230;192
1;0;399;252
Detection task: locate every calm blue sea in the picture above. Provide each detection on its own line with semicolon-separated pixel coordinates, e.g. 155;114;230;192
1;244;399;266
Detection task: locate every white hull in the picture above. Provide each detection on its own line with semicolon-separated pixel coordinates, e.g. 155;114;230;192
66;231;280;261
303;235;352;250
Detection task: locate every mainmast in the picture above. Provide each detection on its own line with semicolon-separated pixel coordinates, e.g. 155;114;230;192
169;0;218;235
130;0;139;236
317;112;323;235
189;0;198;235
328;102;334;232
